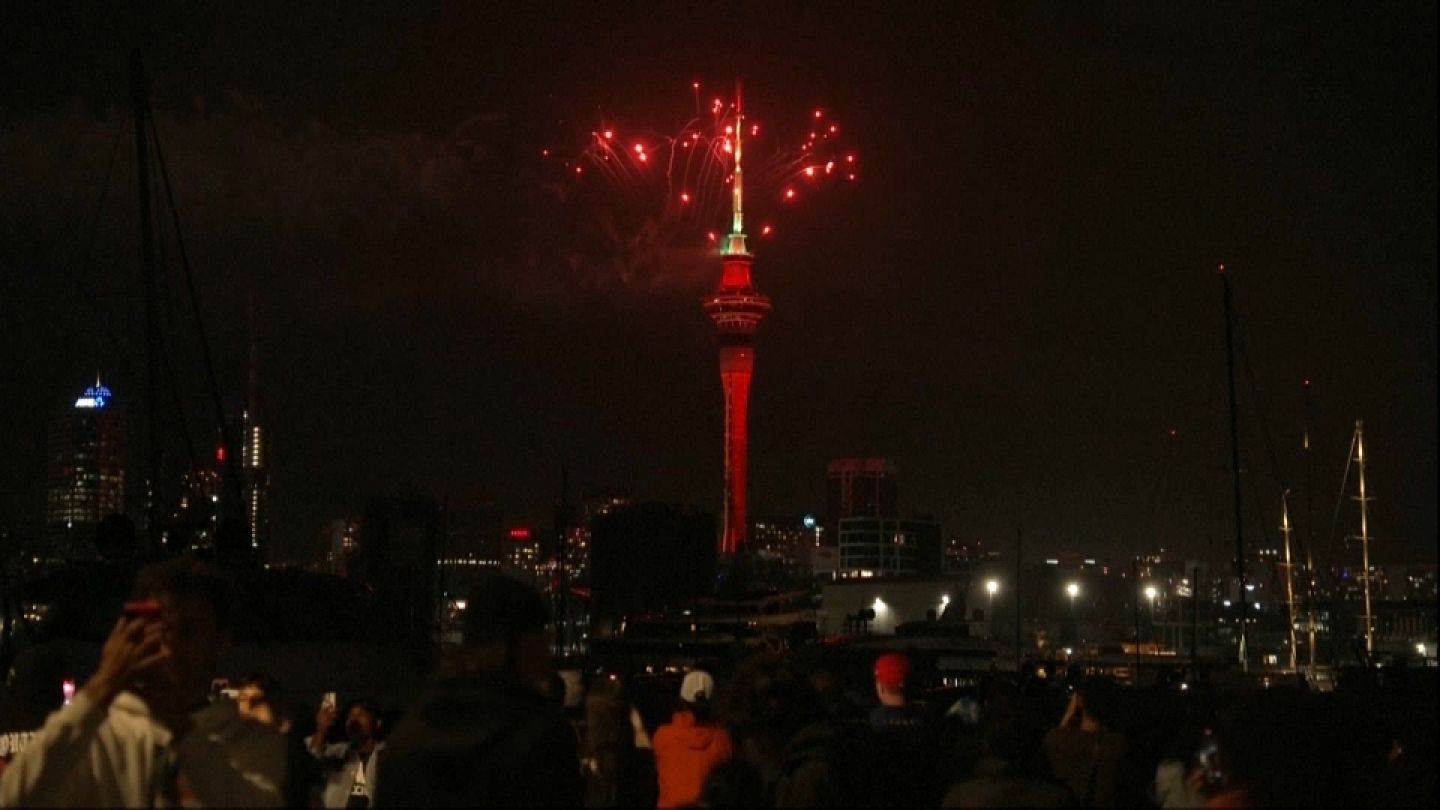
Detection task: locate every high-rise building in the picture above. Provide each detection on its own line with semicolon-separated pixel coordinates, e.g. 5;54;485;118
45;378;126;558
319;518;362;576
836;516;941;579
241;301;270;557
704;88;771;556
749;515;815;579
824;458;898;543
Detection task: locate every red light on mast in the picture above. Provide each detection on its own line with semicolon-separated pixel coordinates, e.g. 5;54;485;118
216;446;226;463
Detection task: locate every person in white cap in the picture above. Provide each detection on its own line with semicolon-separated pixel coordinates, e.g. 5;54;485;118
652;670;732;809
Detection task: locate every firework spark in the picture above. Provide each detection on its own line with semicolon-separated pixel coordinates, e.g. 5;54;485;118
540;81;858;249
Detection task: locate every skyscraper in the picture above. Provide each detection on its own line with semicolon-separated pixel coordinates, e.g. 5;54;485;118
45;377;126;558
704;86;771;555
242;310;269;556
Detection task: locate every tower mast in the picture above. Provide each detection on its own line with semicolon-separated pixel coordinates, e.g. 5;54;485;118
730;82;745;241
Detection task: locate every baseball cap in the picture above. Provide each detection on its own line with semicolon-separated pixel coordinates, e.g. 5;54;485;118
874;653;911;690
680;670;715;704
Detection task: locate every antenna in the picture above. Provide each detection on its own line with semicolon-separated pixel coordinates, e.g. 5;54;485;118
732;81;744;236
722;81;748;257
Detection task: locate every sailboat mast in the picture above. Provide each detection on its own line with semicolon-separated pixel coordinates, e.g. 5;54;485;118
132;50;160;548
1221;265;1249;671
1302;380;1319;677
1281;493;1298;671
1354;421;1374;656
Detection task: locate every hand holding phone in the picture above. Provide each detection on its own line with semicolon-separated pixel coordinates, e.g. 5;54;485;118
85;606;168;706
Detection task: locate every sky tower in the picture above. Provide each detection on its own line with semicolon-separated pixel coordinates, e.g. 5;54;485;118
704;84;772;555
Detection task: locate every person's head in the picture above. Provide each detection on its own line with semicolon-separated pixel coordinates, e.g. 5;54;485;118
236;671;286;730
343;698;382;746
130;556;234;704
442;572;551;691
874;652;910;705
716;653;820;759
1074;676;1123;731
680;669;716;722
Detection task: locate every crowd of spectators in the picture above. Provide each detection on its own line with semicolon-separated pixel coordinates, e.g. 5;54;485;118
0;559;1433;808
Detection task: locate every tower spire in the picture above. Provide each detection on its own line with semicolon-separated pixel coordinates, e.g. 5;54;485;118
731;81;744;237
723;81;748;257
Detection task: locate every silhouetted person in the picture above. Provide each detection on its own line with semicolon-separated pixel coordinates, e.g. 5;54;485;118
1042;676;1130;807
581;677;657;808
699;759;766;808
375;572;581;807
943;684;1069;808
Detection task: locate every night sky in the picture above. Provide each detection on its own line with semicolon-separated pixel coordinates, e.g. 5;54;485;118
2;3;1435;564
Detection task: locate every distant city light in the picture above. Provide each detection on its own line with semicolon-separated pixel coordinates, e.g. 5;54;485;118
986;580;999;596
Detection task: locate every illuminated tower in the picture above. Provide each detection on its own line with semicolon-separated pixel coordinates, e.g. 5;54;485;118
704;84;771;555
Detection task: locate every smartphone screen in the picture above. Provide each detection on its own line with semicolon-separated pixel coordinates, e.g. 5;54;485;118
123;599;162;619
61;679;76;706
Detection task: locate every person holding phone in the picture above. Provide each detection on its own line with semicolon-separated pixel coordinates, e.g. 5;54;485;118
307;695;384;808
1041;677;1133;807
0;557;286;807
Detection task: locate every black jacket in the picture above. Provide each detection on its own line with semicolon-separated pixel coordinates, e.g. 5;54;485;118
375;673;582;808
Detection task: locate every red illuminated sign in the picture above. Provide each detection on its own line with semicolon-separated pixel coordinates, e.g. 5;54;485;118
508;527;531;541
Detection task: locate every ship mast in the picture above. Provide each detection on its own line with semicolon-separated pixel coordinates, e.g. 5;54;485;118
1353;421;1375;656
1280;492;1299;671
1302;380;1319;677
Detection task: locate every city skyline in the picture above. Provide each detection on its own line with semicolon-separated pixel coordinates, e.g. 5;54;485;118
1;3;1435;564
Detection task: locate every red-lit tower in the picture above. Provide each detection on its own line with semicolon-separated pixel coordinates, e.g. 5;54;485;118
704;85;771;555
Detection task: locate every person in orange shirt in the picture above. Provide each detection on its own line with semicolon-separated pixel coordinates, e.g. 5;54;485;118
652;670;733;808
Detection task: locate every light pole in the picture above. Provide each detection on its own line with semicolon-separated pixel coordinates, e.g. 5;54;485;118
1145;585;1159;647
986;579;999;639
1066;582;1080;644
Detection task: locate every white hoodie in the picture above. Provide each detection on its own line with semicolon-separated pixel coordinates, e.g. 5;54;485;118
0;690;285;808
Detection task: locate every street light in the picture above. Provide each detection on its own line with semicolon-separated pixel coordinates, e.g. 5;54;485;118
985;579;1000;639
1066;582;1080;645
1144;584;1159;646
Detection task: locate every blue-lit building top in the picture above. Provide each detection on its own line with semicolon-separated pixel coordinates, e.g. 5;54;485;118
74;383;113;410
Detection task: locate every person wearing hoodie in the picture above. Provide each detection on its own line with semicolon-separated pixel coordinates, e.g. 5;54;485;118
0;556;286;807
653;670;733;809
374;571;582;808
